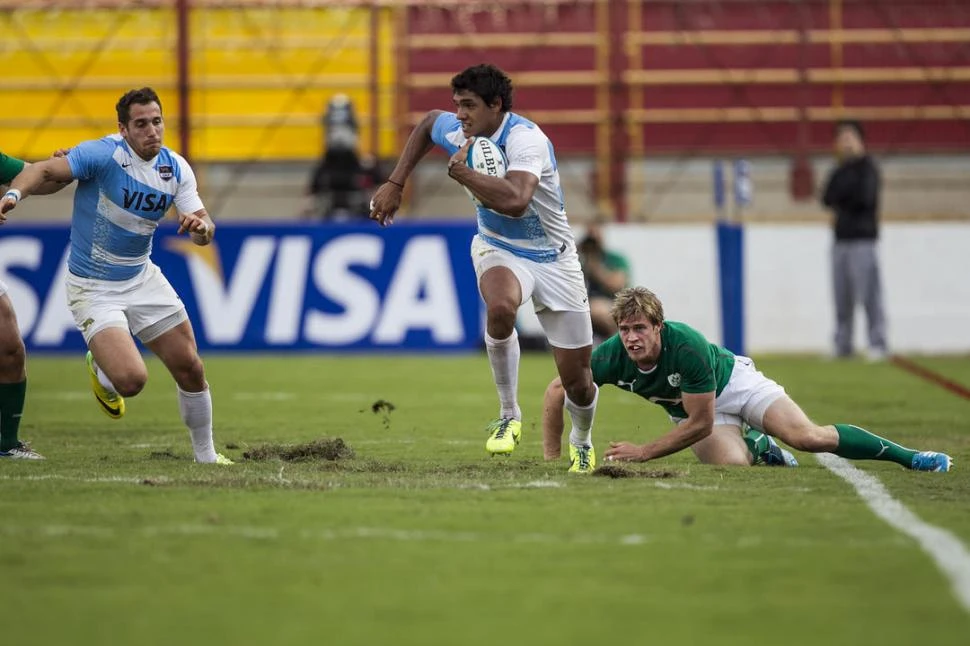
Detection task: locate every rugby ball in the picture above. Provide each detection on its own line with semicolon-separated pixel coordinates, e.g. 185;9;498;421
463;137;507;206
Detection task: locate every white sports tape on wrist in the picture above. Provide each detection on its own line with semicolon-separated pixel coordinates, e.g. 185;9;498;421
4;189;22;203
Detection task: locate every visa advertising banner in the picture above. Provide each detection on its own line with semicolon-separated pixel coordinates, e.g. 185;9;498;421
0;222;483;353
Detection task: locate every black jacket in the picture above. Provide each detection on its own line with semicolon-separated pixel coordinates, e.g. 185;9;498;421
821;155;880;240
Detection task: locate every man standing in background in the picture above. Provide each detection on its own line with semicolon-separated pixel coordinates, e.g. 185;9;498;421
821;120;887;361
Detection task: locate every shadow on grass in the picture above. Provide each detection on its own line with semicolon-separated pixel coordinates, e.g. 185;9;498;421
149;449;181;461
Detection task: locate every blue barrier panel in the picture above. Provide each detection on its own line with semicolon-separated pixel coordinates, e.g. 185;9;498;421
716;221;745;356
0;222;482;353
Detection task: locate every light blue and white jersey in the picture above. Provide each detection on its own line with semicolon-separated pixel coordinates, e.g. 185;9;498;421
431;112;574;263
66;134;204;281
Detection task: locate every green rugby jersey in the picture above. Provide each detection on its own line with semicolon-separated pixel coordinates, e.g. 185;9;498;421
0;151;26;185
591;320;735;418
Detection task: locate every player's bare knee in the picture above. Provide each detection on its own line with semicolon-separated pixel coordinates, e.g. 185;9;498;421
114;369;148;397
485;302;517;335
0;338;26;381
544;378;564;400
172;356;206;392
485;312;517;340
561;374;594;406
785;425;832;452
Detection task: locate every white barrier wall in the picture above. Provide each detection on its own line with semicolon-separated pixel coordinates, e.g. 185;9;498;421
748;222;970;353
516;225;723;344
603;224;722;343
521;222;970;354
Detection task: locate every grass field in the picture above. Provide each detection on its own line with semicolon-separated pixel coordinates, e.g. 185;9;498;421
3;352;969;646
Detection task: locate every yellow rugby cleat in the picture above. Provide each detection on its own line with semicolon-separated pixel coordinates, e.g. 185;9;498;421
485;417;522;455
213;453;235;465
568;443;596;474
86;351;125;419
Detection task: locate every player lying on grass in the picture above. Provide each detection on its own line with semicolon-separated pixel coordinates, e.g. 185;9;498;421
543;286;953;473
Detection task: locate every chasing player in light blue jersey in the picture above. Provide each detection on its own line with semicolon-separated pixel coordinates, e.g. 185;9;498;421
369;64;598;472
0;88;232;464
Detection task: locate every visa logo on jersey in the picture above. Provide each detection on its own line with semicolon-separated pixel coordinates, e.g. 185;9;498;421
122;188;170;213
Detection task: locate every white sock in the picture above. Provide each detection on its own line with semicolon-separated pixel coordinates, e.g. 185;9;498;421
93;360;117;393
177;384;217;463
566;384;598;448
485;329;521;420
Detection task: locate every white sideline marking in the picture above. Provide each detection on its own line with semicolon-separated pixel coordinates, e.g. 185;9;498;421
654;482;719;491
352;439;481;446
232;392;295;401
817;453;970;613
458;480;565;491
31;391;90;401
0;523;645;547
0;466;719;491
520;479;563;488
32;391;170;402
0;474;165;484
0;472;717;495
0;522;911;550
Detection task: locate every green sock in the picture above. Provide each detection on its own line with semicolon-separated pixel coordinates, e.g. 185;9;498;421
834;423;916;468
742;427;772;464
0;379;27;452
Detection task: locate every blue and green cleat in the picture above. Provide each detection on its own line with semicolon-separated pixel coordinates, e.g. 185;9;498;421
763;437;799;467
911;451;952;472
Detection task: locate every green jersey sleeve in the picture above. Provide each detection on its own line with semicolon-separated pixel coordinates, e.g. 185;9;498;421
665;323;718;394
0;151;26;185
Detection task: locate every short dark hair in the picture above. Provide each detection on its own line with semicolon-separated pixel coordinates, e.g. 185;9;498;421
450;64;513;112
116;87;162;124
835;119;865;142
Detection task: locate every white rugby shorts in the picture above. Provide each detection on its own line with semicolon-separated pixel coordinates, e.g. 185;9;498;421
671;355;786;430
470;234;592;349
0;278;7;297
65;262;188;344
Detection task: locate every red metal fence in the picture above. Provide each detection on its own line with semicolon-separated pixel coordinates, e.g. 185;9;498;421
400;0;969;216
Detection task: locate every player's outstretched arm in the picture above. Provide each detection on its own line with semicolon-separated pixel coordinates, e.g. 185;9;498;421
178;208;214;246
370;109;444;227
0;157;74;220
33;148;76;195
605;391;715;462
542;377;567;460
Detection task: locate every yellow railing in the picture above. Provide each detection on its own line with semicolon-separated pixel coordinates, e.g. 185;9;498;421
0;5;397;161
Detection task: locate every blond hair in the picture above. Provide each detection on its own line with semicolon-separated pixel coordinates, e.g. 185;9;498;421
610;287;665;326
